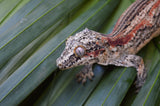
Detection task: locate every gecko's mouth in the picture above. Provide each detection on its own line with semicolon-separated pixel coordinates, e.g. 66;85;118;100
56;58;62;68
56;57;70;70
57;63;63;69
56;58;64;70
57;62;72;70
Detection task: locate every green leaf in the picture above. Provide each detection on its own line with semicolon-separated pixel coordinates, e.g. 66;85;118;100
0;0;159;105
132;43;160;106
0;0;22;24
0;0;88;105
133;62;160;106
85;67;136;106
0;0;85;68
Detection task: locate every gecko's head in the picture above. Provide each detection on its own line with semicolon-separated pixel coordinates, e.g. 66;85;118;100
56;28;105;70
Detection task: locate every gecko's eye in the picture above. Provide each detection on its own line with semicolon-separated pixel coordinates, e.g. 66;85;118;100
74;46;86;57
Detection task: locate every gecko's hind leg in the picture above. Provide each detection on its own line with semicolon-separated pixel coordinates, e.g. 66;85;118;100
107;54;147;89
123;55;147;89
76;64;94;84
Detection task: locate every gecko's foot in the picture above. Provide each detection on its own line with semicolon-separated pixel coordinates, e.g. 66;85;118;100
134;78;145;91
76;65;94;84
134;70;147;92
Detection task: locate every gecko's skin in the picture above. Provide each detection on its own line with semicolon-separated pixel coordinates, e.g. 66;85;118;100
56;0;160;88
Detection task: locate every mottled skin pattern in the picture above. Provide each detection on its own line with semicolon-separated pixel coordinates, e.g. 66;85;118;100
56;0;160;88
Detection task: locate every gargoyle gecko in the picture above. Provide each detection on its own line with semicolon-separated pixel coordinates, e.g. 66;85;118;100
57;0;160;88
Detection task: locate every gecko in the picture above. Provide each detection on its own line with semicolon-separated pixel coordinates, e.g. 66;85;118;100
56;0;160;88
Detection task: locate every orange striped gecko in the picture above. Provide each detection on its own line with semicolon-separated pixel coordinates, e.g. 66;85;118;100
57;0;160;88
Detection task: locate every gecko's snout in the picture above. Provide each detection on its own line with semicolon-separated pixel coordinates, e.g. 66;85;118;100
56;58;63;69
57;63;62;69
56;57;66;70
57;64;63;69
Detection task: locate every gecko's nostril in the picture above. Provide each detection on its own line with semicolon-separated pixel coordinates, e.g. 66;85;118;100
58;63;63;69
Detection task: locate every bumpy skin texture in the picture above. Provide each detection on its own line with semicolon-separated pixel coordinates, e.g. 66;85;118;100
56;0;160;88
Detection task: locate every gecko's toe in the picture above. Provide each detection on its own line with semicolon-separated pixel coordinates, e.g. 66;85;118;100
134;77;146;92
135;68;147;92
76;73;84;83
87;72;94;80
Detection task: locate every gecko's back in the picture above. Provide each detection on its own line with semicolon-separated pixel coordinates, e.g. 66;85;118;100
106;0;160;54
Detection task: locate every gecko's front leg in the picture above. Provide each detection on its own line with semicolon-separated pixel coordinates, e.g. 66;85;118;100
76;64;94;84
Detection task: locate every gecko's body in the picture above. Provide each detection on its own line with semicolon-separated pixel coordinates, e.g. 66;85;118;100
57;0;160;87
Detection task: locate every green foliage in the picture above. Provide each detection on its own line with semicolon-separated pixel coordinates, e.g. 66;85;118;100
0;0;159;105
